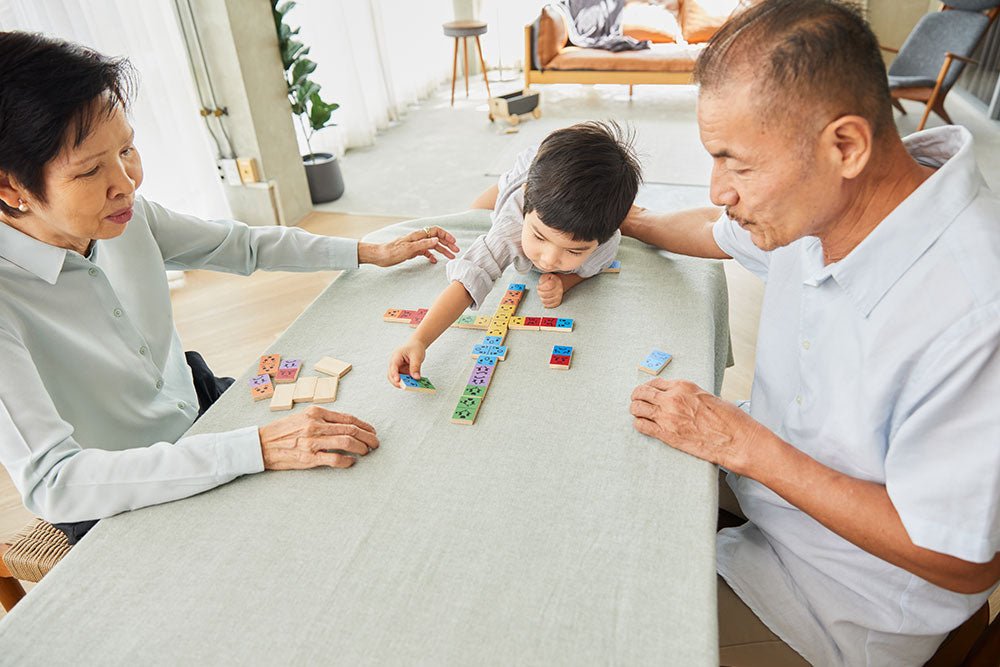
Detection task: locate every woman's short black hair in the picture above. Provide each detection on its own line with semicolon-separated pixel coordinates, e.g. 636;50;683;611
0;31;136;218
523;121;642;244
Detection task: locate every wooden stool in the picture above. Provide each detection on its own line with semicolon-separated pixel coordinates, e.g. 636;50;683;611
443;20;491;105
0;518;73;611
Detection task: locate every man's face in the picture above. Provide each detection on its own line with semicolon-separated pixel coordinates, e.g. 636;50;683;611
698;85;838;251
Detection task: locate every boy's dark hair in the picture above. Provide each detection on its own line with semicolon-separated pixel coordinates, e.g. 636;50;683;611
523;121;641;244
0;31;136;218
693;0;894;140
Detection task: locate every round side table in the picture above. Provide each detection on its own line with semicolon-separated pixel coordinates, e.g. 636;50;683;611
443;20;492;105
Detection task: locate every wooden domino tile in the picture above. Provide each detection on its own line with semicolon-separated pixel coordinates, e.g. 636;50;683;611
508;316;527;330
399;374;436;393
507;283;526;292
473;316;492;329
292;376;317;403
314;356;352;378
468;364;495;389
269;383;295;411
257;354;280;377
495;303;517;314
539;317;559;331
450;395;483;424
498;296;518;307
455;314;478;328
554;318;574;332
462;383;487;399
485;327;507;343
603;260;621;273
471;344;508;361
482;336;503;346
639;350;673;375
521;317;541;330
409;308;429;327
549;345;573;369
397;309;417;322
274;359;302;384
313;377;338;403
249;374;274;401
383;308;404;322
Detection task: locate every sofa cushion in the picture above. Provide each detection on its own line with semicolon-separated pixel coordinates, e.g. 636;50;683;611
622;1;682;43
536;5;569;69
547;42;706;72
679;0;742;43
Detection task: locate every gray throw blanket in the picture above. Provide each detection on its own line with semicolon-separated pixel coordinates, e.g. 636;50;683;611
557;0;650;52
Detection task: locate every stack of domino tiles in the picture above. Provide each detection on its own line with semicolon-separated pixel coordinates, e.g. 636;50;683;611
451;283;525;424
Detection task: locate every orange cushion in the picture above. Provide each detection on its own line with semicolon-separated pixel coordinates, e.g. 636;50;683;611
679;0;742;43
547;43;705;72
537;5;568;68
622;2;682;43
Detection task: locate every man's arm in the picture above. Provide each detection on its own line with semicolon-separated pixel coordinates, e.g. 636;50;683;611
629;379;1000;594
621;205;731;259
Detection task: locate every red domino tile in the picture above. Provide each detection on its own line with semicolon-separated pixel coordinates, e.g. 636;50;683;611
397;310;416;321
540;317;558;328
549;355;571;366
523;317;541;327
409;308;429;327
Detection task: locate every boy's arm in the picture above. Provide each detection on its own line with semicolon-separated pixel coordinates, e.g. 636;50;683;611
470;184;499;211
537;273;586;308
621;205;731;259
388;281;474;387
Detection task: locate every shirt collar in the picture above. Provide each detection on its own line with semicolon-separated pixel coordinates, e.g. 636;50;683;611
821;125;983;317
0;221;69;285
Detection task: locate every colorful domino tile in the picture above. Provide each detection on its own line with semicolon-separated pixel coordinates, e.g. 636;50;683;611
499;296;519;307
409;309;429;327
639;350;673;375
399;374;436;393
508;316;528;330
462;384;486;398
249;374;274;401
486;327;507;343
468;364;495;387
274;359;302;383
482;336;502;345
269;383;295;411
508;283;526;292
475;354;498;367
450;395;483;424
292;376;317;403
603;260;621;273
549;345;573;369
314;377;338;403
496;303;517;313
454;314;478;328
539;317;559;331
314;356;352;378
554;318;574;332
473;316;492;329
471;344;508;361
521;317;541;330
397;309;417;322
257;354;280;377
383;308;404;322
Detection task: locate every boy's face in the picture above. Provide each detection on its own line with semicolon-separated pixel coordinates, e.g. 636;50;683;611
521;211;599;273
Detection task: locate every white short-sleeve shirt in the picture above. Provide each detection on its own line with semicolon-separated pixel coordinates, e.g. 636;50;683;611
445;147;621;309
0;196;360;523
714;126;1000;666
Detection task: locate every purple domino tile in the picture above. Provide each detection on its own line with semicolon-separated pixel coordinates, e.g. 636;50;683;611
249;374;270;387
468;364;495;386
279;359;302;370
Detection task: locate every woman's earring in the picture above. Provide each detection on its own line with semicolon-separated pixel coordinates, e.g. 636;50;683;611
17;199;28;212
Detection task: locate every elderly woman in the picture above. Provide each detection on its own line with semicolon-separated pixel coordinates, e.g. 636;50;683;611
0;32;458;543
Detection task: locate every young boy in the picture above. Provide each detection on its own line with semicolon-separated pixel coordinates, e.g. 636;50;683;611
388;121;641;387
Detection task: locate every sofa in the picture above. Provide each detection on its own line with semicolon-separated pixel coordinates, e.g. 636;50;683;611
524;0;754;92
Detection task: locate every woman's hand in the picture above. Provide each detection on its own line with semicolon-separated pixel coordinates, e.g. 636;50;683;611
259;406;379;470
358;226;459;267
388;339;428;387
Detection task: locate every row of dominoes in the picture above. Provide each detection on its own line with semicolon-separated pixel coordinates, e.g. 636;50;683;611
252;354;353;409
450;283;526;424
383;308;429;327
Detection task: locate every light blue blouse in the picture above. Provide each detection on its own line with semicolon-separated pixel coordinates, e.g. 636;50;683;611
0;196;359;523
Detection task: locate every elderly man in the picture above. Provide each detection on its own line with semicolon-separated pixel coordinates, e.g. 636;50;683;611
624;0;1000;665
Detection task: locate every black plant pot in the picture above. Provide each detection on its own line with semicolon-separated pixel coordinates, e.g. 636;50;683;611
303;152;345;203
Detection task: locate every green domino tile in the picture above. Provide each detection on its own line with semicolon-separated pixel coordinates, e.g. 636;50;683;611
462;384;486;398
450;395;482;424
457;395;481;409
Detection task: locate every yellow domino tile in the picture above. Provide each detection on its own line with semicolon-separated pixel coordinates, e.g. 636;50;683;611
508;316;527;329
473;316;492;329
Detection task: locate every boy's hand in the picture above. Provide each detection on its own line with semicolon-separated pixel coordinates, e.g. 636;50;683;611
388;339;428;387
537;273;565;308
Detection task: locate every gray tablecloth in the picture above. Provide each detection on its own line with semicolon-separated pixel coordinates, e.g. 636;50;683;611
0;211;730;665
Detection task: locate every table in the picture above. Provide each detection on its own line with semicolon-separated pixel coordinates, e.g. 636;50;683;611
0;211;731;665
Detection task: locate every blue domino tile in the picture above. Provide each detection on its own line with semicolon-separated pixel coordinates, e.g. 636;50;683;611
398;374;421;388
642;351;672;367
609;260;621;270
507;283;526;292
476;354;498;367
555;318;573;330
482;336;502;346
552;345;573;356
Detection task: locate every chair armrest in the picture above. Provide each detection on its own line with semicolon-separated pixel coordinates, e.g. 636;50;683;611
879;44;899;53
945;52;979;66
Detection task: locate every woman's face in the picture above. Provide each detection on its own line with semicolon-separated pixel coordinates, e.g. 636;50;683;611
4;102;143;254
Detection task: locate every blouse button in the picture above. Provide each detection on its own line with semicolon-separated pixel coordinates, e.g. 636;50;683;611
139;346;147;356
113;308;122;318
155;379;164;390
88;268;98;277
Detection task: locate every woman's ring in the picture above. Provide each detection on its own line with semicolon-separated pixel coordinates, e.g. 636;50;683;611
423;227;432;238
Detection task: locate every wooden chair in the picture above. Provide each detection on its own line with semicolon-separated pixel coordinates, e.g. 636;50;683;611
923;598;999;665
883;1;1000;131
0;518;72;612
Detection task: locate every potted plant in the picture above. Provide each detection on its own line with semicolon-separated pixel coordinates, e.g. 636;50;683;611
272;0;344;203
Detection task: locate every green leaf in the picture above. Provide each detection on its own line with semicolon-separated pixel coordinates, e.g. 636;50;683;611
308;92;338;131
276;1;296;18
291;58;317;86
280;40;308;70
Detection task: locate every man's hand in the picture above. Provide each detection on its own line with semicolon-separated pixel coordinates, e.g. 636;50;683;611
629;379;765;473
358;226;459;267
259;406;379;470
537;273;565;308
388;339;428;387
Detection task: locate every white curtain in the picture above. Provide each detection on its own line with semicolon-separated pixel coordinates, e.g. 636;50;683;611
288;0;459;157
0;0;230;220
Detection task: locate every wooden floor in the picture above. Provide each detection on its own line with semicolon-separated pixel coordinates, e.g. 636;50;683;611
2;211;996;626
